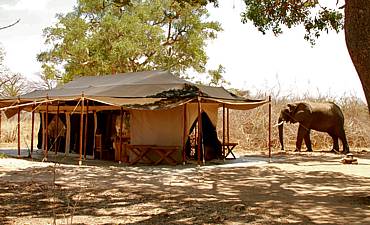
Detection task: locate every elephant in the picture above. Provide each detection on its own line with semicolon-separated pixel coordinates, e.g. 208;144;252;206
277;102;349;154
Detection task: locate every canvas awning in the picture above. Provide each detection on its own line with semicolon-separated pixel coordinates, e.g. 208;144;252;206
0;70;269;117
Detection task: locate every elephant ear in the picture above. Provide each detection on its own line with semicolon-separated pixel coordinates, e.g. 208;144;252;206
293;102;312;123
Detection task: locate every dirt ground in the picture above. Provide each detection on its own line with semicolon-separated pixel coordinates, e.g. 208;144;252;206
0;149;369;225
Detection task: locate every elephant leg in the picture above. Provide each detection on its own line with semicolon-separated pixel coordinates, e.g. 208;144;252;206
328;132;339;153
303;129;313;152
338;127;350;154
295;125;308;152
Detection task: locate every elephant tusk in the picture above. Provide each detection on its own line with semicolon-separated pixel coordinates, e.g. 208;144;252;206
273;121;284;127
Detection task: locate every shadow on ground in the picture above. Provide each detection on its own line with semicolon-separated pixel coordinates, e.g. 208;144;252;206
0;151;369;225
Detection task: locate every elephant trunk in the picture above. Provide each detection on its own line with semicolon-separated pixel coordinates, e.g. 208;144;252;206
278;114;284;150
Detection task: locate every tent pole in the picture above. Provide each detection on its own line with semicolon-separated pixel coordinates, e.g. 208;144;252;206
222;104;225;159
65;112;71;156
45;96;49;161
268;95;272;161
84;100;89;160
227;107;230;144
79;94;84;165
182;104;187;165
197;96;204;165
41;112;45;151
17;98;20;158
119;107;123;163
55;101;60;154
0;110;2;142
30;102;35;157
93;111;97;159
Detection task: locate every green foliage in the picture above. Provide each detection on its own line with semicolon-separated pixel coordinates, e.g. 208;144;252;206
38;0;222;82
241;0;344;44
207;64;229;86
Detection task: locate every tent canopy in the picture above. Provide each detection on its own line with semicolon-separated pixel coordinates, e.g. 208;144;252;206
0;70;268;113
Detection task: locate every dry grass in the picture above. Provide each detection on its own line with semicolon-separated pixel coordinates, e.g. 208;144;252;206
217;94;370;153
0;95;369;153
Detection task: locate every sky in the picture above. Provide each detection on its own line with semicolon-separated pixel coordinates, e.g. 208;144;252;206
0;0;366;101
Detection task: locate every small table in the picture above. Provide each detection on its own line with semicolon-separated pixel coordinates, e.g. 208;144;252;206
222;142;238;159
128;145;179;165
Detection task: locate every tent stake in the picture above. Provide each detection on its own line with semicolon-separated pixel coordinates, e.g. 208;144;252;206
79;94;84;165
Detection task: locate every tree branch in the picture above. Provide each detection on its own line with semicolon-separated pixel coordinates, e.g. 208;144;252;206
0;19;20;30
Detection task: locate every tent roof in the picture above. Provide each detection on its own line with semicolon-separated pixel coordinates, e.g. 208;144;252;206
0;71;269;113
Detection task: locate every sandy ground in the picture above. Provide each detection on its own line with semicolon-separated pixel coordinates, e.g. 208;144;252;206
0;149;369;225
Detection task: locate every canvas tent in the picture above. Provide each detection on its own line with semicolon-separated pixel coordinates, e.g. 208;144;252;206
0;70;270;165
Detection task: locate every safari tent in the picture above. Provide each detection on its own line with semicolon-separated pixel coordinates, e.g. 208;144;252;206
0;71;270;165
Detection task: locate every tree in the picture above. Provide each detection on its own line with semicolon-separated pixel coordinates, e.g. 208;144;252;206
0;47;33;97
38;0;222;83
240;0;370;112
207;64;229;86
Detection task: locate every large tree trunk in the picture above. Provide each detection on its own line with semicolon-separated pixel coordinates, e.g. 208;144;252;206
344;0;370;113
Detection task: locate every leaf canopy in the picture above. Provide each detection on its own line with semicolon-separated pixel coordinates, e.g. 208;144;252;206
241;0;344;44
38;0;222;83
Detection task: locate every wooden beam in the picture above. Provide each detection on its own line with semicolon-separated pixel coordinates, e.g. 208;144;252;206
55;102;60;154
0;111;2;142
182;104;187;164
41;112;45;151
93;111;97;159
17;104;20;157
83;100;89;159
79;95;84;165
33;105;121;113
268;95;272;160
119;108;123;163
65;112;71;156
30;103;35;157
227;107;230;144
45;100;49;160
222;104;225;159
197;97;203;165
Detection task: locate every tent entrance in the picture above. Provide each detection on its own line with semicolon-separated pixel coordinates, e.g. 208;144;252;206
185;112;222;161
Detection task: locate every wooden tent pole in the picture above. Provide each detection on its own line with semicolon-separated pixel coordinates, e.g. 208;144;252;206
17;98;20;157
119;107;123;163
79;94;84;165
222;104;225;159
182;104;187;165
93;111;97;159
197;96;203;165
30;102;35;157
65;112;71;156
45;96;49;160
84;100;89;159
0;110;2;142
55;101;60;154
227;107;230;144
268;95;272;160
